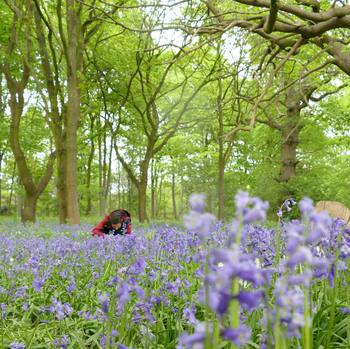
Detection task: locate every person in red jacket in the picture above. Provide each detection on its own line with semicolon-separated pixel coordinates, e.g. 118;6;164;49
92;209;132;237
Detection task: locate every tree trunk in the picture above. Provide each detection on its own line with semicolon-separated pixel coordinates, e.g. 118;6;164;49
100;125;108;214
65;87;80;224
101;136;113;213
151;159;157;219
279;87;303;184
0;152;3;208
85;116;95;215
156;178;162;218
128;177;131;213
171;170;177;220
56;142;68;223
21;194;37;223
163;190;167;220
8;162;16;210
138;177;148;222
216;61;225;220
137;152;152;222
180;175;184;216
65;0;82;224
217;153;225;219
280;125;300;183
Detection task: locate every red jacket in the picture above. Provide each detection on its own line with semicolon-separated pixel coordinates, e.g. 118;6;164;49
92;210;132;237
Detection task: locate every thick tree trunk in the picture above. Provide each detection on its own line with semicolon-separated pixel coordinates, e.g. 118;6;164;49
21;194;38;223
280;125;300;183
65;87;80;224
56;142;68;223
137;150;152;222
65;0;82;224
138;176;148;223
279;88;303;184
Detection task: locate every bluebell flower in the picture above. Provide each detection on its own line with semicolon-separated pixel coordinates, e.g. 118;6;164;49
98;293;110;314
189;193;206;213
10;343;26;349
299;197;314;217
221;325;251;346
182;305;198;326
236;290;264;311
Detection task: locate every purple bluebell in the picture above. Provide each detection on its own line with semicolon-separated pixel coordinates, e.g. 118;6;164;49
340;307;350;314
53;335;70;349
10;343;26;349
1;303;6;320
299;197;314;217
177;322;207;349
236;290;264;311
98;293;110;314
182;305;198;326
287;246;313;269
189;193;206;213
221;325;251;346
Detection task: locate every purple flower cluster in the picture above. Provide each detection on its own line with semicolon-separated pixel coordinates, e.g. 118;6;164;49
1;193;350;348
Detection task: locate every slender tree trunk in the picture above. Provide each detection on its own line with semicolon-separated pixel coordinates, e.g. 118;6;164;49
117;161;121;208
100;126;108;214
151;159;156;219
103;137;113;212
6;77;56;223
86;116;95;215
217;73;225;220
156;178;162;218
98;120;103;214
128;177;131;213
8;162;16;210
0;152;3;208
163;190;166;220
180;174;184;216
171;170;177;220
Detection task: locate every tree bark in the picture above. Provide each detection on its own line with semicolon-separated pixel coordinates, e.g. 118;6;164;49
85;116;95;215
151;161;155;219
21;194;38;223
279;86;304;184
171;170;177;220
8;162;16;210
0;152;3;209
217;73;225;220
64;0;83;224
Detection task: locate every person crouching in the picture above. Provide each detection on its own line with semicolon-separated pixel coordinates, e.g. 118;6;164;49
92;209;132;237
